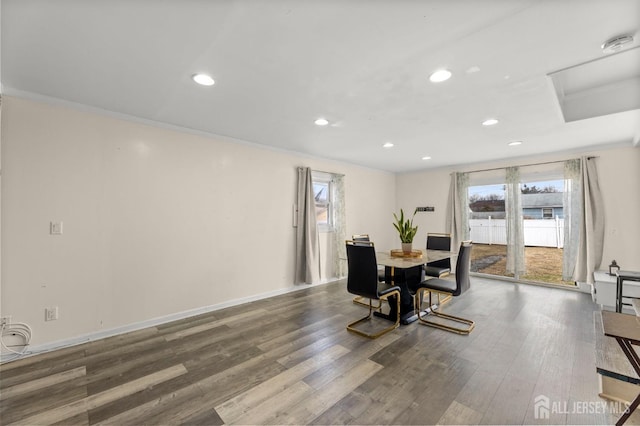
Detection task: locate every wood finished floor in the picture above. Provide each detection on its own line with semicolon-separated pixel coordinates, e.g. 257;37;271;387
0;277;636;425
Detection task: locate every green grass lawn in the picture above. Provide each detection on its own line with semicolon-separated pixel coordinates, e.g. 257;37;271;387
470;243;574;285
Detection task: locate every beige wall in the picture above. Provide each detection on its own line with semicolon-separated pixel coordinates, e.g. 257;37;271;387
397;145;640;272
1;97;396;347
3;95;637;351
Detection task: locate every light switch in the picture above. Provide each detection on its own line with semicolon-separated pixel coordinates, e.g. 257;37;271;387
50;221;63;235
45;306;59;321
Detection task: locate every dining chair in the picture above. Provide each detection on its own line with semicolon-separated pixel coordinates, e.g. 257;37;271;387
350;234;384;310
425;233;452;278
346;240;401;338
414;241;475;334
352;234;372;244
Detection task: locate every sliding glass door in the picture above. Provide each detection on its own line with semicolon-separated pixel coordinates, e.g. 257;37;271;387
467;164;577;286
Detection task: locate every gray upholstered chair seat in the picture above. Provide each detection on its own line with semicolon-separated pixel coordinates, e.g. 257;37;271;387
424;265;451;279
419;277;456;294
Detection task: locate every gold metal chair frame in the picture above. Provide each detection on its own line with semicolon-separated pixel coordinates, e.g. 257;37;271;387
352;296;382;310
347;290;401;339
431;291;452;306
414;288;474;335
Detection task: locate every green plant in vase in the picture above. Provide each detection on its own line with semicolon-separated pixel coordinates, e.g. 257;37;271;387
393;208;418;253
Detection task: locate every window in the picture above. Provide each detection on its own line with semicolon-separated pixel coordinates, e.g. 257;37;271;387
312;171;333;231
467;170;573;285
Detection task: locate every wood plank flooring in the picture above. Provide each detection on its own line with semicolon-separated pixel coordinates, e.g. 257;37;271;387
1;277;636;425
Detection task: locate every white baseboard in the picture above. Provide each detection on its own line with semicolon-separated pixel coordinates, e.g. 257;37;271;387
576;281;592;293
1;278;341;364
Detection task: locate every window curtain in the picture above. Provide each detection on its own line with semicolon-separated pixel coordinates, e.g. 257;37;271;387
332;174;347;278
574;157;605;285
562;159;581;281
505;166;526;278
295;167;320;284
446;172;469;250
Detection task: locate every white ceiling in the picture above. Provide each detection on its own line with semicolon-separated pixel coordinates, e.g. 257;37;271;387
2;0;639;173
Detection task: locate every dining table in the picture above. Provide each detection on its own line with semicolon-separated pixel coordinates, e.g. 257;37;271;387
375;249;456;325
615;270;640;313
601;310;640;425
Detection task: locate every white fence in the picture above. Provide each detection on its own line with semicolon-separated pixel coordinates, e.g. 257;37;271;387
469;217;564;248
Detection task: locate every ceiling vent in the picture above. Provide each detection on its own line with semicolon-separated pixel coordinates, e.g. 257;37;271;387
601;35;634;54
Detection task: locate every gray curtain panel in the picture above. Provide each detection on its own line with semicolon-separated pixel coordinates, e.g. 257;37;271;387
446;172;469;251
505;166;526;277
574;157;605;284
562;159;581;281
295;167;320;284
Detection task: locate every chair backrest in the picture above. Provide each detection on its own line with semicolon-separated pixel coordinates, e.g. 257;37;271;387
453;241;473;296
352;234;371;246
426;233;451;251
346;240;380;299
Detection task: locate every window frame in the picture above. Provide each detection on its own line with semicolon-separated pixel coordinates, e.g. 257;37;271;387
542;207;553;219
312;171;334;232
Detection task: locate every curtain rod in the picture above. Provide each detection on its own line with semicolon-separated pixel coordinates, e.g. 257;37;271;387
297;166;345;177
463;156;597;175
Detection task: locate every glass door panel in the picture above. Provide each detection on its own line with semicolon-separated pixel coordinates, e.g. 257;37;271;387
468;180;574;285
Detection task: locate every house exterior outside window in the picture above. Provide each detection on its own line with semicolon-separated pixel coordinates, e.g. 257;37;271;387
312;171;333;232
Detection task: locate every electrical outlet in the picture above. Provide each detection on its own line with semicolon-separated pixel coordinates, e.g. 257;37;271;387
45;306;59;321
1;316;11;326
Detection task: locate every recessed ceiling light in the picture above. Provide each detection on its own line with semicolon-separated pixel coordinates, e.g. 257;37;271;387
482;118;499;126
314;118;329;126
383;142;394;148
192;73;215;86
429;69;452;83
508;141;523;146
422;156;432;160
